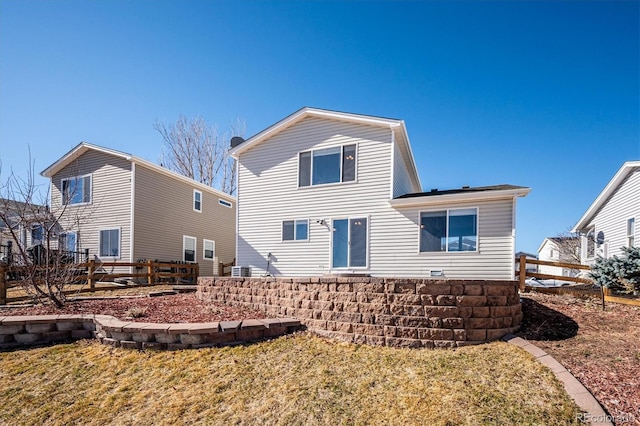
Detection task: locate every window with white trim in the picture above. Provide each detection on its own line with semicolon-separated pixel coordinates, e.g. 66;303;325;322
183;235;196;262
298;144;356;187
219;199;232;208
193;190;202;212
62;175;91;205
420;208;478;252
628;218;635;247
99;228;120;258
586;229;595;258
282;219;309;241
203;239;215;260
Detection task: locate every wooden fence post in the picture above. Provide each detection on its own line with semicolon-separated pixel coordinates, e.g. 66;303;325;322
147;260;154;285
87;259;95;290
0;264;6;305
519;255;527;292
194;263;199;284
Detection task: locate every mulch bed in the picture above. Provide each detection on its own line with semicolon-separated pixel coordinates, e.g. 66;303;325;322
0;293;267;323
517;292;640;425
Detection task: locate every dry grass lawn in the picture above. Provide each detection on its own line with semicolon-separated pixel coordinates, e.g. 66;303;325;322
0;334;580;425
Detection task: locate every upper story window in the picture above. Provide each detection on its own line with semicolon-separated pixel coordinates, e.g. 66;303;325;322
62;175;91;205
420;208;478;253
628;218;635;247
298;144;356;187
282;219;309;241
219;199;232;208
193;190;202;212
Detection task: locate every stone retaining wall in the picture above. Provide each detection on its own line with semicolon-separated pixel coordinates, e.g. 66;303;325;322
198;277;522;348
0;314;301;351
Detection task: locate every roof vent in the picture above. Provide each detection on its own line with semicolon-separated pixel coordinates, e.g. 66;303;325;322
430;188;438;192
230;136;245;148
462;185;470;189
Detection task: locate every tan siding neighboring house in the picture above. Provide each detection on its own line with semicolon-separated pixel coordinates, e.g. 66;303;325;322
42;142;236;279
133;163;235;276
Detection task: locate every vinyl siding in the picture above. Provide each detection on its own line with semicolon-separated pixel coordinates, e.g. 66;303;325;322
50;150;132;264
133;164;236;276
392;141;415;198
582;169;640;263
237;116;516;279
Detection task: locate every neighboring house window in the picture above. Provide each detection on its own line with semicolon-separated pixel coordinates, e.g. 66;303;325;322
298;144;357;187
99;228;120;258
62;175;91;205
194;190;202;212
31;225;43;244
183;235;196;262
203;239;215;260
219;199;232;208
332;217;367;268
282;219;309;241
628;218;636;247
549;249;555;259
420;208;478;252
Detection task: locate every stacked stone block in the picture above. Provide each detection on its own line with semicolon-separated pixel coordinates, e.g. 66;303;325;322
197;277;522;348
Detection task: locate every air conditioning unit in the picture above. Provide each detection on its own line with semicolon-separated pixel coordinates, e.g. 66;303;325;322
231;266;251;277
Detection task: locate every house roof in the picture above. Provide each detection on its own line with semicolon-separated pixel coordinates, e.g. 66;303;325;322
536;236;579;254
40;142;235;201
571;161;640;232
229;107;422;192
390;184;530;207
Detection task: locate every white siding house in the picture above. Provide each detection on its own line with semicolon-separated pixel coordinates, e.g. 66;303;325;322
41;142;236;277
536;237;580;277
572;161;640;265
230;108;530;280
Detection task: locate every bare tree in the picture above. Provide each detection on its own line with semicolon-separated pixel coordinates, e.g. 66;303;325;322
552;229;582;264
154;115;245;195
0;154;90;308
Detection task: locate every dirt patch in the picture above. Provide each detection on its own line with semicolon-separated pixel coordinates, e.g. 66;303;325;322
517;292;640;424
0;293;267;323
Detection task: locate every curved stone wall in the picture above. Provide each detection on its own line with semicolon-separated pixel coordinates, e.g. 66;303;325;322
198;277;522;348
0;314;301;350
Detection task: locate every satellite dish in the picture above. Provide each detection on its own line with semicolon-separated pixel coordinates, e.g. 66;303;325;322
596;231;605;245
230;136;245;148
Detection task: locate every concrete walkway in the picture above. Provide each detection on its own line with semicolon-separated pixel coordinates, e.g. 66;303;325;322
503;334;613;425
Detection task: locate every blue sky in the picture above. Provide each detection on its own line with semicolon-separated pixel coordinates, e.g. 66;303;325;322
1;0;638;254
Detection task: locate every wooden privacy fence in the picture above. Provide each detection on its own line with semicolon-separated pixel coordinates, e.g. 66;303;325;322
515;255;640;308
0;260;199;305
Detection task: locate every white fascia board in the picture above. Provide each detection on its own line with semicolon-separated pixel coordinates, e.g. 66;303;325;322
230;107;404;158
571;161;640;233
536;238;552;255
389;188;531;208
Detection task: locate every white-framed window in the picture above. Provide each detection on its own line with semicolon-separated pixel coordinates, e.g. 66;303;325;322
419;208;478;253
62;175;91;205
331;217;368;268
59;231;78;262
628;218;635;247
282;219;309;241
193;189;202;212
298;144;357;187
99;228;120;258
219;199;232;208
586;228;595;258
203;239;215;260
31;224;43;244
183;235;196;262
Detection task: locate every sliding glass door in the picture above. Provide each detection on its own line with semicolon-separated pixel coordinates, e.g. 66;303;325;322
332;217;367;269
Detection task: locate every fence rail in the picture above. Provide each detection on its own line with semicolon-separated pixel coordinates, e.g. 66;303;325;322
0;260;199;305
515;255;640;308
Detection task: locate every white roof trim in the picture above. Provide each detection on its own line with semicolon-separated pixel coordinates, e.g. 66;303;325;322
40;141;235;201
571;161;640;232
536;238;553;254
389;187;530;208
229;107;422;190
